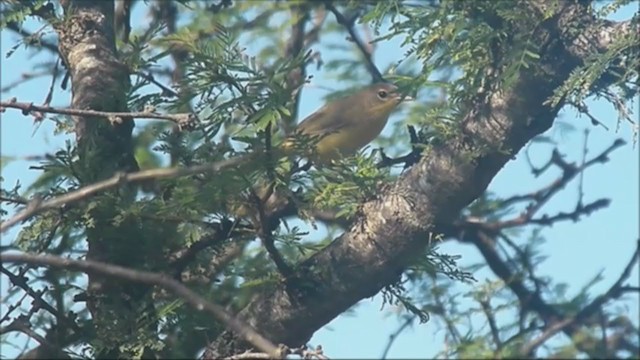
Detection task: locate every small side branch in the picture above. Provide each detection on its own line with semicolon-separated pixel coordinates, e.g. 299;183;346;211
380;315;415;359
325;2;383;83
0;99;198;130
0;154;255;234
248;185;294;279
0;265;81;333
519;239;640;355
377;125;423;169
492;139;625;230
168;220;237;279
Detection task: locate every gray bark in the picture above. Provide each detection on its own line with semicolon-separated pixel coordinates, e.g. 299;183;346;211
55;1;147;358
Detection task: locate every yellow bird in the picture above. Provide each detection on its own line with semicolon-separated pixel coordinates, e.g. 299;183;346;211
234;82;411;218
282;82;411;163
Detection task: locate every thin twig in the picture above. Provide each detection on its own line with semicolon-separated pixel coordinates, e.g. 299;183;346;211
325;2;384;82
135;71;180;98
0;291;30;325
520;242;640;358
598;308;609;356
0;265;81;333
0;154;256;233
377;125;423;169
4;21;58;54
0;316;50;346
168;220;237;279
468;230;574;348
469;226;640;358
525;198;610;226
478;298;503;350
248;184;294;278
576;129;589;207
283;4;310;132
492;138;625;229
570;100;610;130
253;120;293;277
0;99;198;130
0;70;53;93
42;58;60;107
0;252;281;357
381;315;415;359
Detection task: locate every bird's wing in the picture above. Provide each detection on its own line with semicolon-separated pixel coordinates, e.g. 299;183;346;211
295;103;351;137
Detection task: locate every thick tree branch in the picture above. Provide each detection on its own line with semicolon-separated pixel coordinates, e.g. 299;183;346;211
203;4;633;357
51;3;144;356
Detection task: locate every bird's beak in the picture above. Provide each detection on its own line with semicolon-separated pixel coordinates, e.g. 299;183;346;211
392;92;414;103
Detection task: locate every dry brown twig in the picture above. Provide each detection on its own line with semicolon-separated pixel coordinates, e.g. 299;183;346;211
0;98;198;130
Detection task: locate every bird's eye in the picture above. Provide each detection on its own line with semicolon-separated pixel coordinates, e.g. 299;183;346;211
377;90;388;99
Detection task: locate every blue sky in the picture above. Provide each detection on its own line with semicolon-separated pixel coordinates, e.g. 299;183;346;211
1;3;638;358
